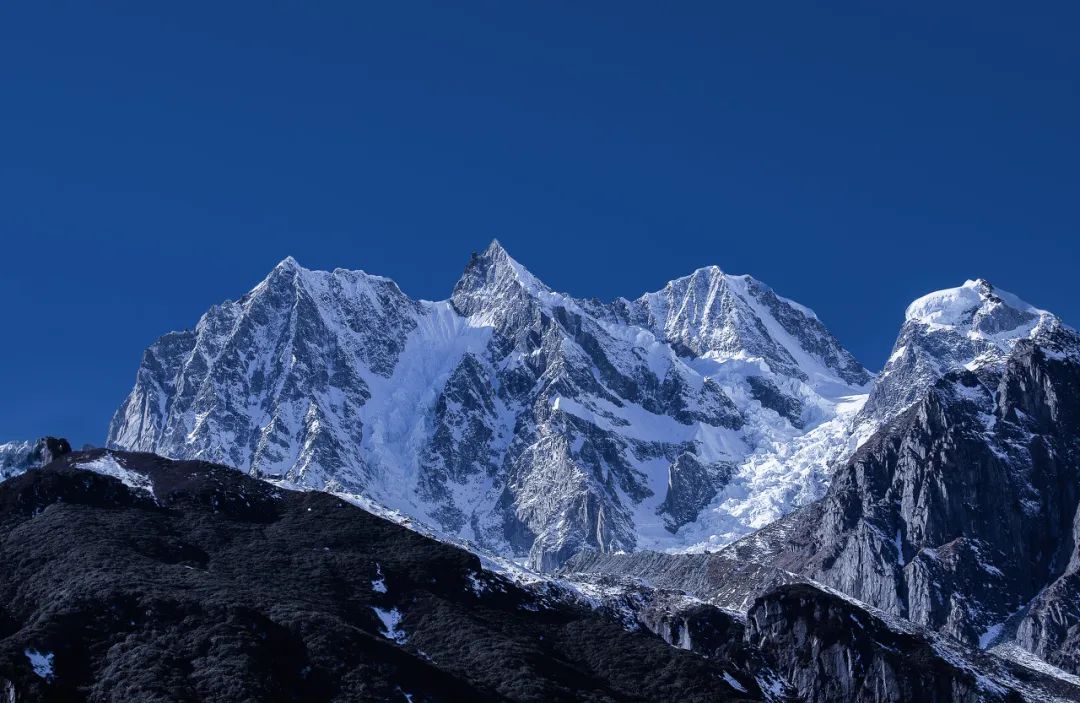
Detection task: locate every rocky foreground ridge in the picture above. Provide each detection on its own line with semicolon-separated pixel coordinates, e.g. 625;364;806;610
2;449;1078;702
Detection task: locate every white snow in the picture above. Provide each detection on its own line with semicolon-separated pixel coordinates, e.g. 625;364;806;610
371;563;388;594
24;649;54;680
757;674;787;700
906;280;989;326
467;572;490;595
979;622;1004;649
76;454;155;497
905;279;1050;345
659;392;868;552
372;607;407;644
722;671;748;693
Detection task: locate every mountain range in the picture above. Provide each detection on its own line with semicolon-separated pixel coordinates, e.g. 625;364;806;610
4;241;1080;701
106;241;879;569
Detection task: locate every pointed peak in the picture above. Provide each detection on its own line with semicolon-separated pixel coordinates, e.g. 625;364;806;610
483;239;509;259
673;264;726;281
451;240;551;318
461;240;547;294
274;255;303;272
657;265;771;294
248;256;307;297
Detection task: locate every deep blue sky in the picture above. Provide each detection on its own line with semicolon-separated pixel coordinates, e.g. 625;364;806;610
1;2;1077;447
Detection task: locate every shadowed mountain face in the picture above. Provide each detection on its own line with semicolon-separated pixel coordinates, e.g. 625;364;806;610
5;450;1078;703
106;241;873;569
0;450;768;703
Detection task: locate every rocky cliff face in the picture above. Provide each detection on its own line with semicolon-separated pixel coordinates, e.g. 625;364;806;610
108;241;873;568
797;324;1080;649
1015;511;1080;675
746;583;1080;703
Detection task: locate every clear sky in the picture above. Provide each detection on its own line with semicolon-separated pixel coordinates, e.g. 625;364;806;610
1;2;1077;447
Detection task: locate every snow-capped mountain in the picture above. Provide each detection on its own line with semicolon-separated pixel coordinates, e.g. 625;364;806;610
858;278;1063;425
568;279;1080;677
108;241;872;568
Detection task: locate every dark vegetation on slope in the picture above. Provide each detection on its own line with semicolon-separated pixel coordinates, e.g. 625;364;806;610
0;449;760;703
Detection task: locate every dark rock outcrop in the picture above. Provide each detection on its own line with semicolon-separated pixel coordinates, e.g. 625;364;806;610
748;584;1079;703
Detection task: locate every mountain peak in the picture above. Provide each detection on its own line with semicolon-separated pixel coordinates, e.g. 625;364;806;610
904;279;1052;338
630;266;869;388
476;239;544;290
274;255;303;272
451;241;549;320
861;279;1064;425
483;238;509;258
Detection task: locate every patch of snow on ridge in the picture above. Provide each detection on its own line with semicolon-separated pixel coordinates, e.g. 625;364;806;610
372;563;388;594
979;622;1004;649
906;280;989;327
77;454;155;497
906;279;1044;326
722;671;748;693
372;607;407;644
991;643;1080;688
25;649;54;680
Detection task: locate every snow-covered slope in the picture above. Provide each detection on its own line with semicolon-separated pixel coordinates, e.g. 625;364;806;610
109;241;873;568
